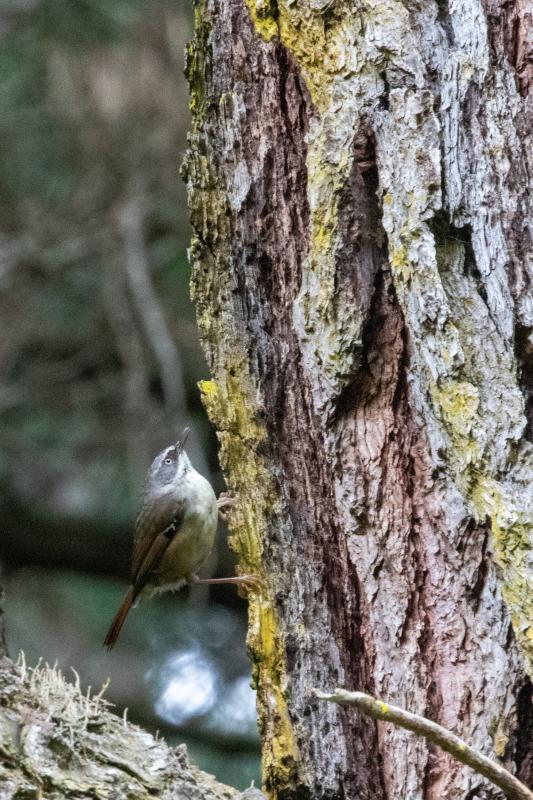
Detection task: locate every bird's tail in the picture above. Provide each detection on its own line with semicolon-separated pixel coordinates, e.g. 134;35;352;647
104;587;135;650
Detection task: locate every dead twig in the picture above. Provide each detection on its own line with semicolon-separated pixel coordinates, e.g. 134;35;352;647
315;688;533;800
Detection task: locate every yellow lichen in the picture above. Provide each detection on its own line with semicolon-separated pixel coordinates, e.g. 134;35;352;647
435;380;479;436
244;0;279;42
492;716;510;758
390;246;413;281
433;378;532;677
469;476;533;677
199;371;298;795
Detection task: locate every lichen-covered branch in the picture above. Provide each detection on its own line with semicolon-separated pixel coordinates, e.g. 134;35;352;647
316;688;533;800
0;654;264;800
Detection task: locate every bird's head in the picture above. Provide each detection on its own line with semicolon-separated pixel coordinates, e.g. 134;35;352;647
148;428;191;490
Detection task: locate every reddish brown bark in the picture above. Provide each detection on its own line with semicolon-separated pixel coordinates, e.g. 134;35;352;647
482;0;533;95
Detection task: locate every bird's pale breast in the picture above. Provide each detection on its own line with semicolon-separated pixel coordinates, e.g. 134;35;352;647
151;470;217;586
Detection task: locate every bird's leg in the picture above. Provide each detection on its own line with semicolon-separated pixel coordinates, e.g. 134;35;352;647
217;492;238;519
189;574;261;593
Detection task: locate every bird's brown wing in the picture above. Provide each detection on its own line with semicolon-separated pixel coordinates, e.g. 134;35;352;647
131;495;185;596
103;496;185;650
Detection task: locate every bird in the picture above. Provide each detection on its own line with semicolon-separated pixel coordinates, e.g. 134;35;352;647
103;428;256;649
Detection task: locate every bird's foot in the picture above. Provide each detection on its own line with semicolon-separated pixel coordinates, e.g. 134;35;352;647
217;492;238;518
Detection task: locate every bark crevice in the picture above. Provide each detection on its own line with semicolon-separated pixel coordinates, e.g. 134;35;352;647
515;323;533;442
515;678;533;788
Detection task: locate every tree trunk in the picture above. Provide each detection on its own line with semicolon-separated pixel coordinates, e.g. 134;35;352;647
184;1;533;799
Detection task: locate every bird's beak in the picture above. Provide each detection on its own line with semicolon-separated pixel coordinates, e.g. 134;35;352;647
176;426;190;453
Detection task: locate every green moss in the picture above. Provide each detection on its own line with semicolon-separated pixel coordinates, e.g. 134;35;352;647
185;0;211;120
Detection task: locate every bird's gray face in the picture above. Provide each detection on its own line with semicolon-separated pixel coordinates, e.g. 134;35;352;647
148;430;191;490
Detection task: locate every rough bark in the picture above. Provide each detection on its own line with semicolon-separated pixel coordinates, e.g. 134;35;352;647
0;654;264;800
183;1;533;799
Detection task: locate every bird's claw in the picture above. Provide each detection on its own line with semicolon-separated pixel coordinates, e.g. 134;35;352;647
236;574;262;596
217;491;238;518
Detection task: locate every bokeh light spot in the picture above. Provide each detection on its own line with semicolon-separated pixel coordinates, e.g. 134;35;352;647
154;650;217;725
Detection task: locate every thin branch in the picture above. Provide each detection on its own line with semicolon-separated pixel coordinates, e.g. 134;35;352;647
315;688;533;800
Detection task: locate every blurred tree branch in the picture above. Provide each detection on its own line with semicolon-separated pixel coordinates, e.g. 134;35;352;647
0;488;130;579
0;591;6;659
116;187;186;415
103;241;154;487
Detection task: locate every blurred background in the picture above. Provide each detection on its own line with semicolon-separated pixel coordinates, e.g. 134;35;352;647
0;0;259;788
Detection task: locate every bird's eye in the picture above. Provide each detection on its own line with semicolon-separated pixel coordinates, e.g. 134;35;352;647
164;457;172;465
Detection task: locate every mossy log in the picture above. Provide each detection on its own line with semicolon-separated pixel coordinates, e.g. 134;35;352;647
183;1;533;798
0;654;264;800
